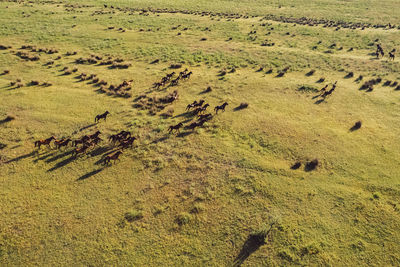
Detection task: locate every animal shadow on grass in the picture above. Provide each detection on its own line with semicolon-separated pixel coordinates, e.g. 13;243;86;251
33;151;56;163
79;123;97;132
76;168;104;181
173;111;195;119
90;146;113;157
0;116;15;125
177;131;194;138
47;156;75;172
94;149;118;165
151;135;168;144
233;223;275;267
199;87;212;94
45;150;73;163
5;151;37;163
0;143;7;150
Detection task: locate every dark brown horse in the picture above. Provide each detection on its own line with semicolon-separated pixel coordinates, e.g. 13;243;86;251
104;151;123;165
88;136;102;147
214;102;228;114
72;144;90;157
34;136;55;149
109;131;131;144
389;52;395;61
72;135;90;147
186;100;198;110
56;138;71;149
168;122;183;133
119;136;136;149
95;111;110;123
88;130;101;140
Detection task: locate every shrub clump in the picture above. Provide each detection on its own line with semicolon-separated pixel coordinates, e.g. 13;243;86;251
176;212;192;225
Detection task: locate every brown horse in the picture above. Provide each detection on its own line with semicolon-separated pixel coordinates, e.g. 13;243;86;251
72;135;90;147
186;100;198;110
88;136;102;147
56;138;71;149
198;103;209;114
109;131;131;144
389;52;395;61
34;136;55;149
214;102;228;114
168;122;183;133
88;130;101;140
119;136;136;149
95;111;110;123
72;144;90;157
104;151;123;165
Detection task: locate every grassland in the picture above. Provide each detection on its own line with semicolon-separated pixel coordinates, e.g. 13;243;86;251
0;0;400;266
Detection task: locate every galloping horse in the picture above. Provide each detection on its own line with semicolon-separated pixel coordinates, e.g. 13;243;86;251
34;136;55;149
389;51;395;61
72;135;90;147
119;136;136;149
56;138;71;149
95;111;110;123
109;131;131;144
72;144;90;157
104;151;123;165
88;136;102;147
214;102;228;114
88;130;101;140
186;100;198;111
168;122;183;134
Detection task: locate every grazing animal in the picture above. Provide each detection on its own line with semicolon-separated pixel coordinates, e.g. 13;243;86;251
214;102;228;114
95;111;110;123
168;122;183;133
104;151;123;165
34;136;55;149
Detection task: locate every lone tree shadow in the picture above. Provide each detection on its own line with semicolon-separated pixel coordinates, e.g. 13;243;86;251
233;223;275;267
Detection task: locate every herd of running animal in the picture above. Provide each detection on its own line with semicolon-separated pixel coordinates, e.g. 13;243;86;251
168;101;228;133
376;44;396;60
34;111;137;165
153;69;193;89
34;100;228;165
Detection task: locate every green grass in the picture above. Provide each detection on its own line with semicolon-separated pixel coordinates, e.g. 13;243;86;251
0;0;400;266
